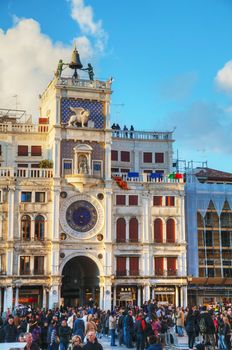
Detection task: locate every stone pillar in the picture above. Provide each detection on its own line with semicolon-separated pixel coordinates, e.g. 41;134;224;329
182;286;187;308
8;188;15;240
56;97;60;124
0;214;4;240
3;287;7;312
180;287;184;307
175;286;179;307
105;191;112;242
53;139;61;178
52;190;60;240
104;284;112;311
6;286;13;311
142;194;149;242
137;286;141;308
151;287;155;300
113;286;117;308
0;288;2;314
15;287;19;307
125;217;129;242
43;287;47;309
134;150;140;173
144;284;150;302
105;143;111;180
105;101;111;129
180;194;185;242
6;250;13;275
100;285;104;310
49;285;59;309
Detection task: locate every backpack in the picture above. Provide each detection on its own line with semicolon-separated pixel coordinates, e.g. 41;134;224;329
199;317;207;334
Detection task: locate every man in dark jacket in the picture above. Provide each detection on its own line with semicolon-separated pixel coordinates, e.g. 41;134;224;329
123;310;134;348
3;315;17;342
83;331;103;350
58;318;72;350
199;307;215;350
134;312;146;350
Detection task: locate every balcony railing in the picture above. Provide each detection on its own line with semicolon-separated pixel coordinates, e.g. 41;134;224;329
57;77;112;90
112;173;183;184
112;129;173;141
0;123;49;133
19;270;45;276
155;269;178;277
116;270;140;277
115;239;140;244
0;167;53;178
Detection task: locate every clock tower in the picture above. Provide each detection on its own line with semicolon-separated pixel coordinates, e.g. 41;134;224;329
39;47;113;309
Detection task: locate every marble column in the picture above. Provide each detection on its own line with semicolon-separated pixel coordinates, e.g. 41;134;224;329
6;286;13;311
113;286;117;308
137;286;141;308
175;286;179;307
180;286;184;307
8;188;15;240
104;284;112;311
43;287;47;309
100;285;104;310
15;287;19;307
182;286;188;308
105;191;112;242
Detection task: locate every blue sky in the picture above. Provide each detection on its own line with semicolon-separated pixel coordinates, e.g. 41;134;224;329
0;0;232;171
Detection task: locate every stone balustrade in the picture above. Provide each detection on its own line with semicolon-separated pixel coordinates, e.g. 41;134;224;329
0;123;48;133
0;167;53;178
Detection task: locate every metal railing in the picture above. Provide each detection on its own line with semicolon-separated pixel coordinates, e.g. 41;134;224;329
112;129;173;140
155;269;178;277
116;270;141;277
112;173;183;183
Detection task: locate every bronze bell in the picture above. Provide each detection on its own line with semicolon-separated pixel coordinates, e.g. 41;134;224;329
69;45;83;70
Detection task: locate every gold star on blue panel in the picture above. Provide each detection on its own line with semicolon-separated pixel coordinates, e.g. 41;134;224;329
61;98;104;129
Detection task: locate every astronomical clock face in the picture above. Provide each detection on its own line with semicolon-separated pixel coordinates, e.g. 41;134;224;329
66;200;97;232
60;194;104;239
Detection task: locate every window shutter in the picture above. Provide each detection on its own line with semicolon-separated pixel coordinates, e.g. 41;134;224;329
143;152;152;163
155;153;164;163
117;257;126;274
129;257;139;275
155;257;164;275
129;218;138;242
121;151;130;162
153;196;162;206
166;196;175;206
31;146;42;156
18;145;28;156
111;150;118;161
116;195;126;205
166;218;175;243
167;257;176;275
116;218;126;242
129;195;138;206
154;219;163;243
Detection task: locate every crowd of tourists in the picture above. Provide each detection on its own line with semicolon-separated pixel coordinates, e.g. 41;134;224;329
1;300;232;350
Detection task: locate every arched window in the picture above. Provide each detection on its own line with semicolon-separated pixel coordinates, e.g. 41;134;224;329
166;218;175;243
21;215;31;241
35;215;45;240
154;219;163;243
116;218;126;243
129;218;138;242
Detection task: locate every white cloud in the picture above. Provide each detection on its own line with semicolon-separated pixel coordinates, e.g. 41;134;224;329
215;60;232;93
0;0;107;120
69;0;107;52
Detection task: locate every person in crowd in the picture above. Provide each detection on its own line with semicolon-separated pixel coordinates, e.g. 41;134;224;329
185;307;196;350
70;335;82;350
3;314;18;342
58;318;72;350
218;313;227;350
146;335;162;350
176;307;185;337
109;311;117;346
123;309;134;348
134;311;146;350
0;317;5;343
47;320;59;350
85;314;97;337
222;316;231;350
73;313;85;342
117;310;125;346
24;332;40;350
40;319;49;350
82;331;103;350
199;306;216;350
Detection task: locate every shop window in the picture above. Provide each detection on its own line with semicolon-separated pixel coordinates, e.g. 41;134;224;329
121;151;130;162
154;219;163;243
35;192;45;203
35;215;45;241
116;195;126;205
116;257;126;276
34;256;44;275
129;195;138;206
116;218;126;243
129;218;138;242
143;152;152;163
155;257;164;276
129;257;139;275
167;257;177;276
21;192;32;202
20;256;30;275
18;145;28;156
153;196;162;206
21;215;31;241
166;196;175;206
31;146;42;156
166;218;175;243
155;153;164;163
111;150;118;161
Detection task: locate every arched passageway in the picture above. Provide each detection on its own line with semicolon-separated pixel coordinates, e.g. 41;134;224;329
61;256;100;306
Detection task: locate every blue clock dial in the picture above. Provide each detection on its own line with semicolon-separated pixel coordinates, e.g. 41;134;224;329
66;200;97;232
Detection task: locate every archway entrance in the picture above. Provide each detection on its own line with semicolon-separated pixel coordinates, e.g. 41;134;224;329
61;256;100;307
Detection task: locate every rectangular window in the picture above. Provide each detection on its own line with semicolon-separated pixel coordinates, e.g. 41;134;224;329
17;164;29;168
34;256;44;275
155;257;164;276
129;257;139;276
92;160;102;177
153;196;162;206
121;151;130;162
167;257;177;276
205;231;213;246
222;231;231;247
20;256;30;275
63;159;73;175
155;153;164;163
207;268;215;277
31;146;42;156
116;257;127;276
143;152;152;163
111;150;118;161
21;192;32;202
35;192;45;203
31;163;40;168
121;169;130;173
18;145;28;156
111;168;119;173
129;195;138;206
116;195;126;205
165;196;175;206
143;169;153;174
